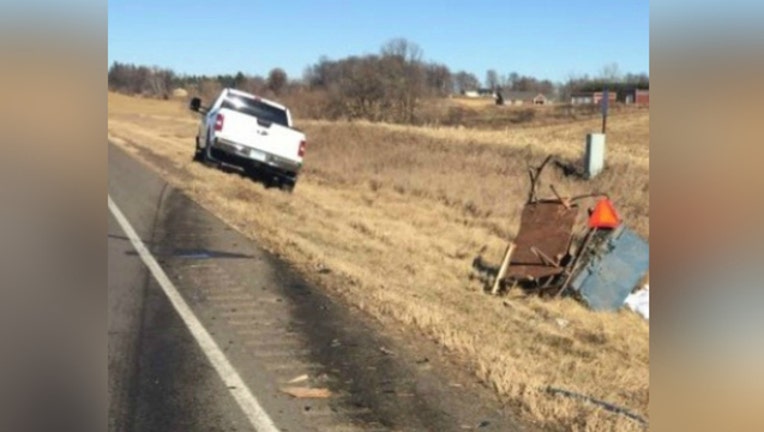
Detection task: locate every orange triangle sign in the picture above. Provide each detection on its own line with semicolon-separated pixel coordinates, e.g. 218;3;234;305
588;198;621;228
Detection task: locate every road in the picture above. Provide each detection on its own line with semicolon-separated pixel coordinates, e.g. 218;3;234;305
108;142;528;432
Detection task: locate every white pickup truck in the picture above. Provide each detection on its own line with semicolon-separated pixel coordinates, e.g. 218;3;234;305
189;88;306;191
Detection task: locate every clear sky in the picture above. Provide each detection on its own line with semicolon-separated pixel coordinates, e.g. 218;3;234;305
108;0;649;84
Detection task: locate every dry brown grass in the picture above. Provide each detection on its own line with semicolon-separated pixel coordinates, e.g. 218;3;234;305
108;91;649;431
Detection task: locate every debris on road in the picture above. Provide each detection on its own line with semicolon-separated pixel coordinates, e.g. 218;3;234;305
287;374;309;384
280;386;332;399
476;154;649;312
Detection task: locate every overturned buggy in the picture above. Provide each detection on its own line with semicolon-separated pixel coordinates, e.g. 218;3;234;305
486;156;649;311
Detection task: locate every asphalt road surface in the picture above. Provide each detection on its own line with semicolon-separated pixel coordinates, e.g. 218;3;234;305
108;142;529;432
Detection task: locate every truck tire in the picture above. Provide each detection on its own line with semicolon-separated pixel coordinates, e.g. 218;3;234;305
243;165;261;182
193;135;205;162
277;175;296;193
199;131;218;167
280;180;295;193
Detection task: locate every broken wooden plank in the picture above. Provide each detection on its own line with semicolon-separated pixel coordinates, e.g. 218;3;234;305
286;374;309;384
280;387;332;399
491;242;515;295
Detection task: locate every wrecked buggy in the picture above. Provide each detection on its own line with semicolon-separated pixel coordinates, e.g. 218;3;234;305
475;155;649;311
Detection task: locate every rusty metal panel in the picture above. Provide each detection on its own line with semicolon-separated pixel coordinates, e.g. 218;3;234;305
506;201;578;280
506;263;566;280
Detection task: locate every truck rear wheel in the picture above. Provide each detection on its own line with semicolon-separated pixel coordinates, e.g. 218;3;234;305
275;174;296;193
193;135;204;162
198;131;219;167
279;179;295;193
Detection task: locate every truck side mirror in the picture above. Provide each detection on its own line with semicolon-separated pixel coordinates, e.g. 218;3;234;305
189;97;202;112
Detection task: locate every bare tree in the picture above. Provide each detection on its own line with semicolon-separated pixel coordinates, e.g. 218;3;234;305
378;38;426;123
485;69;499;90
425;63;453;97
198;79;222;102
108;62;130;91
381;38;423;63
507;72;519;89
267;68;288;95
146;66;174;98
454;71;479;93
246;75;267;95
341;56;388;120
233;71;247;89
600;62;622;82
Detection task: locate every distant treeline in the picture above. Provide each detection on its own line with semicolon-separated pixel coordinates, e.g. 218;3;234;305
108;38;648;124
564;76;650;94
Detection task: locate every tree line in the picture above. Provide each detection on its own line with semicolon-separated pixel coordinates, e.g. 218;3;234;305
555;62;649;101
107;63;294;99
108;39;648;124
301;39;455;122
108;63;176;98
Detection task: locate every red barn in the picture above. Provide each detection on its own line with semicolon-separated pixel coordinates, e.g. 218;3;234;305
635;89;649;105
593;91;617;105
622;88;650;105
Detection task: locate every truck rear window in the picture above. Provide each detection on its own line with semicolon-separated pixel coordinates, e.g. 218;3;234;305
221;95;289;127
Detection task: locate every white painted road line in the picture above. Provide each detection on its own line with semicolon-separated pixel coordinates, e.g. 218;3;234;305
108;195;279;432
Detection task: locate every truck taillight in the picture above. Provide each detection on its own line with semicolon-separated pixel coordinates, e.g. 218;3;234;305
214;113;224;131
298;140;306;157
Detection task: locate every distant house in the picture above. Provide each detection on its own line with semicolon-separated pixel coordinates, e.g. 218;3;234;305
462;88;496;98
496;90;551;105
571;90;617;105
621;88;649;105
636;89;649;105
593;91;617;105
570;93;594;105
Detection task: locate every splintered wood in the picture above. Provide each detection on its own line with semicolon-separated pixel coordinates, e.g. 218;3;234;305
280;387;332;399
491;242;515;295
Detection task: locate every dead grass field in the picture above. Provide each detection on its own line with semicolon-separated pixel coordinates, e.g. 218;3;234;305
108;91;649;431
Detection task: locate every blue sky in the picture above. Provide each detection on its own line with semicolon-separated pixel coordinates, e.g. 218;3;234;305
108;0;649;83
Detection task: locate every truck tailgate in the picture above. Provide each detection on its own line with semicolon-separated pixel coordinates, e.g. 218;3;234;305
216;108;303;163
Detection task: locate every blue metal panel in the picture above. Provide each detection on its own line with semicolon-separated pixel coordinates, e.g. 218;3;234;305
569;226;649;311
